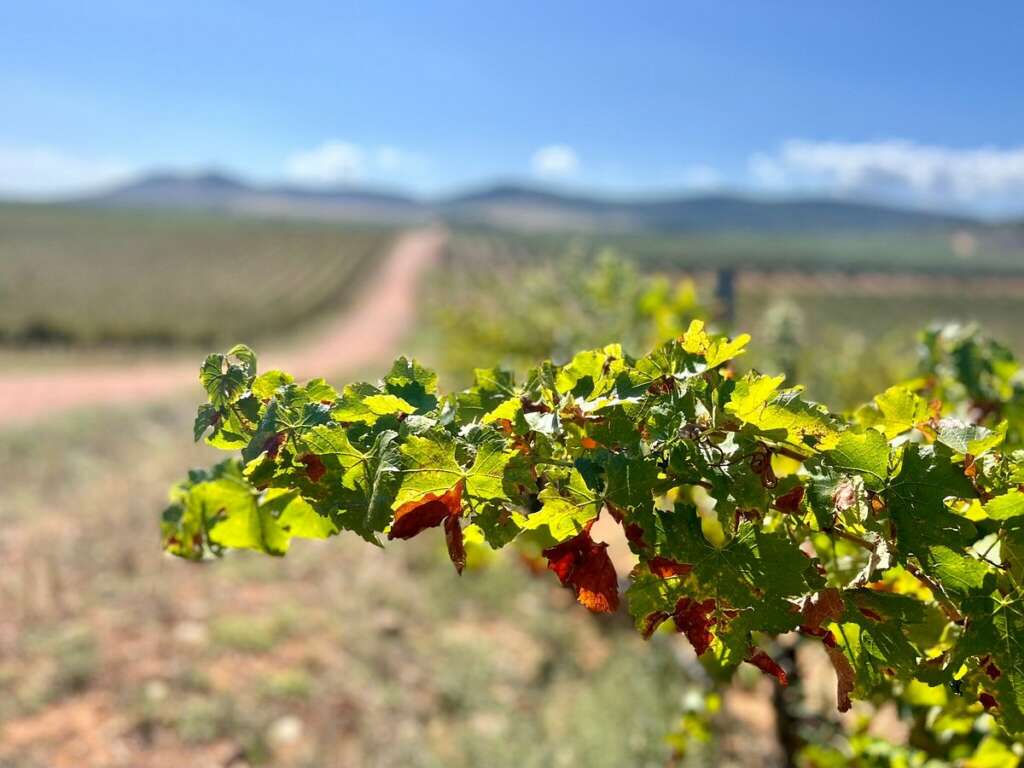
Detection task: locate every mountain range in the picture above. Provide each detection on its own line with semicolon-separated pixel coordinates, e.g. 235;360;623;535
73;170;989;234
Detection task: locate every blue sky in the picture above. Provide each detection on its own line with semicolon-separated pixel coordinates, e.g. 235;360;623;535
3;1;1024;212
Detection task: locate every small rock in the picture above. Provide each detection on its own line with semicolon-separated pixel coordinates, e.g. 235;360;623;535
173;620;208;646
267;715;304;749
144;679;169;703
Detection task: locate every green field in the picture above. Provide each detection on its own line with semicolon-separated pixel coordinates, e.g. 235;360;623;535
430;231;1024;409
480;226;1024;274
0;205;393;348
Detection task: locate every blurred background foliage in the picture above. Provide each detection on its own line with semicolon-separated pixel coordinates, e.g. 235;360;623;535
4;211;1024;766
424;232;921;411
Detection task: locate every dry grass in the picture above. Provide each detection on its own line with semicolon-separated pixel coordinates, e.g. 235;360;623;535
0;401;696;767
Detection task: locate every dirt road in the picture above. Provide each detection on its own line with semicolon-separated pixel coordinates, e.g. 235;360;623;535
0;227;445;428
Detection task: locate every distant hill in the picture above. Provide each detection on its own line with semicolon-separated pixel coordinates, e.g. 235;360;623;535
76;172;983;234
85;172;249;209
82;171;430;224
440;184;978;234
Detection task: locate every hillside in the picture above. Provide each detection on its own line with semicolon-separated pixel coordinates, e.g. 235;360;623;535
74;172;985;234
82;171;430;224
440;184;976;234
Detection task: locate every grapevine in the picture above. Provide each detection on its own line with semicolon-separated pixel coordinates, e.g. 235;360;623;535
163;321;1024;740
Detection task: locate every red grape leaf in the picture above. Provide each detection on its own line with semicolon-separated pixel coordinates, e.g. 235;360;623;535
641;610;672;639
542;523;620;613
802;587;844;629
445;513;466;574
388;481;463;540
648;556;693;578
745;648;788;686
672;597;716;655
264;431;286;459
772;485;805;514
300;453;327;483
825;644;855;712
798;588;850;709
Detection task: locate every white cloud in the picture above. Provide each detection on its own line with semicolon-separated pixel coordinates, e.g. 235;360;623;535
748;139;1024;209
531;144;580;178
0;145;135;198
284;140;426;186
680;164;723;190
285;141;365;185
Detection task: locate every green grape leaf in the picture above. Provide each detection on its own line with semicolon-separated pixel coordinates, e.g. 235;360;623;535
824;589;925;700
885;444;984;595
556;348;610;396
958;594;1024;736
184;472;334;556
300;424;364;467
936;418;1008;457
384;357;438;412
605;454;663;513
681;319;750;369
470;501;524;548
194;403;222;442
200;349;254;407
646;505;820;613
825;429;889;491
394;433;464;510
870;386;930;439
331;382;416;424
522;468;603;541
726;373;841;451
625;569;687;636
456;367;517;422
332;429;402;543
985;490;1024;521
264;489;337;540
251;370;294;400
464;431;513;501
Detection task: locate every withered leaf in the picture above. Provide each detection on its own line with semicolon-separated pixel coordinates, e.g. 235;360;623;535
802;588;844;629
745;648;788;686
388;481;463;540
542;523;620;613
825;644;855;712
444;513;466;574
772;485;805;514
672;597;716;656
648;556;693;579
300;453;327;483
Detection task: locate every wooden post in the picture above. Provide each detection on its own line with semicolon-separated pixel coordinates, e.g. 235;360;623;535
714;268;736;329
